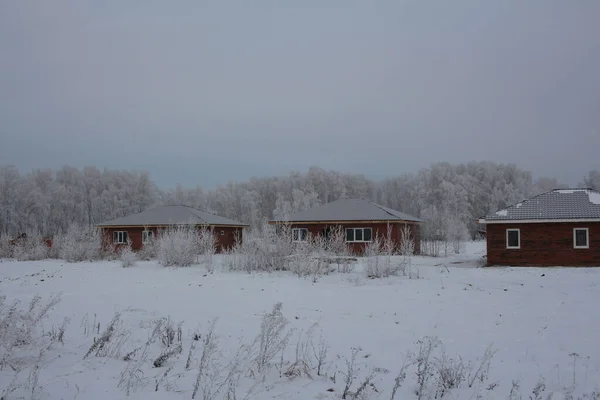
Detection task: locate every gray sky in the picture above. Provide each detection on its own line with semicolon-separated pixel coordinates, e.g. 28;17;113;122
1;1;599;188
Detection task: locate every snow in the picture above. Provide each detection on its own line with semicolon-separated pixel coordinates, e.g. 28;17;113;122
556;189;586;194
515;202;523;208
588;190;600;205
2;243;600;399
495;209;508;216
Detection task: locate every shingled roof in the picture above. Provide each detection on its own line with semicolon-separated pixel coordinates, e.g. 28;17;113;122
480;188;600;223
97;205;248;227
271;198;421;223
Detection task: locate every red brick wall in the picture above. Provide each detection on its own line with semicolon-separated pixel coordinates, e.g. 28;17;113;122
287;222;421;255
486;222;600;266
102;226;244;253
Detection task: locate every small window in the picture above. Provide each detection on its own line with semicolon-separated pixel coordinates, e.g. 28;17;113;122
114;231;128;244
345;228;373;243
506;229;520;249
292;228;308;242
220;230;225;236
573;228;589;249
142;230;153;245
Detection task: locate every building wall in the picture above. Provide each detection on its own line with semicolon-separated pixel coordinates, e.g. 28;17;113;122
102;226;244;253
486;222;600;266
287;222;421;255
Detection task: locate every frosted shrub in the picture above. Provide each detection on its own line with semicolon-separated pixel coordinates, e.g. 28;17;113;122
55;224;102;262
0;294;61;369
119;245;137;268
326;227;349;257
226;225;295;273
137;237;157;260
156;225;199;267
400;224;417;279
198;227;217;273
364;237;400;278
253;302;292;377
11;231;49;261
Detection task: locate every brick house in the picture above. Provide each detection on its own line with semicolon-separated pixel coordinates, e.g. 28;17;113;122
97;205;248;253
269;198;421;255
479;188;600;266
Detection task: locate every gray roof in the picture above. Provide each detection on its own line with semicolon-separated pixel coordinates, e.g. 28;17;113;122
271;198;422;223
97;205;248;227
481;188;600;222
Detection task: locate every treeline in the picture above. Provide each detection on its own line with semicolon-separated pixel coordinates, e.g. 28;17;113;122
1;163;598;240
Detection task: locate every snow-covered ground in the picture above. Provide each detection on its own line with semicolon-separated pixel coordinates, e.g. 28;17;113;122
1;241;599;399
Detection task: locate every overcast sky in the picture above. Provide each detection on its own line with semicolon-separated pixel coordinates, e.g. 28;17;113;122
1;1;599;188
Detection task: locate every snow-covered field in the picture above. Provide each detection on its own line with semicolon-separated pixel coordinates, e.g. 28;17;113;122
1;241;599;399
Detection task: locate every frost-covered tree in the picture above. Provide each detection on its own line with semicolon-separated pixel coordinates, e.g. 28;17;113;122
0;162;572;244
581;170;600;191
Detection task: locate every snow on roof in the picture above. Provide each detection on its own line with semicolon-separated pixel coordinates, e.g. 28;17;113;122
556;189;587;194
482;188;600;221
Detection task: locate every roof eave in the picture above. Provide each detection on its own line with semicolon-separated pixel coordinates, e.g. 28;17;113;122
480;218;600;224
96;223;249;228
268;219;422;225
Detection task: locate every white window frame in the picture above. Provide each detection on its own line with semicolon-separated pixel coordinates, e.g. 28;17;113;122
220;230;225;236
292;228;308;242
506;228;520;249
142;230;153;245
114;231;128;244
573;228;589;249
345;227;373;243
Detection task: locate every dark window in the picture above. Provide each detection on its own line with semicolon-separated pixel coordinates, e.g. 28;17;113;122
506;229;519;249
345;228;373;243
346;228;354;242
355;229;363;241
574;228;589;248
292;228;308;242
363;228;372;242
114;231;128;244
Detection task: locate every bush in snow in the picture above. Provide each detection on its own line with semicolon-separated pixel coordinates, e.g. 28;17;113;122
11;231;49;261
0;294;61;370
197;226;217;273
156;225;199;267
252;302;293;378
326;226;350;257
399;224;418;279
137;231;158;261
364;236;401;278
119;245;137;268
54;224;102;262
226;224;295;273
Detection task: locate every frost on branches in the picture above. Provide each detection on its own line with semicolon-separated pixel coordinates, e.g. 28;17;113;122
156;225;200;267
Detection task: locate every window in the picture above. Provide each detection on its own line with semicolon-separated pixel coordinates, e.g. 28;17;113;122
142;230;153;245
113;231;128;244
506;229;520;249
346;228;372;243
573;228;589;249
220;230;225;236
292;228;308;242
